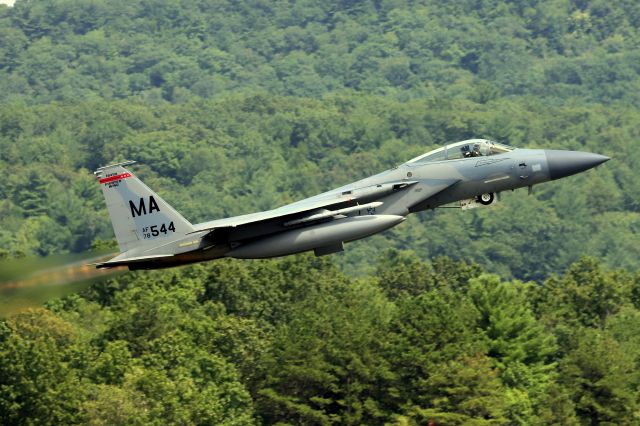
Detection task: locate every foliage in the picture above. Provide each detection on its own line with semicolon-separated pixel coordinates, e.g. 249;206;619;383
1;0;640;424
0;0;638;278
2;256;637;424
0;95;638;278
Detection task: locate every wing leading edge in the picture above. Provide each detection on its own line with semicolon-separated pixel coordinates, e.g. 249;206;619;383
191;180;420;234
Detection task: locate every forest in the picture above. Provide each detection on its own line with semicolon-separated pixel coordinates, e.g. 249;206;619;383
0;0;639;424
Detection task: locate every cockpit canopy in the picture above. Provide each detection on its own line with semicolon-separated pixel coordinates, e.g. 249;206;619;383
407;139;515;164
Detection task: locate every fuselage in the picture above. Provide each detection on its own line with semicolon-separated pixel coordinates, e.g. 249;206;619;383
96;141;609;270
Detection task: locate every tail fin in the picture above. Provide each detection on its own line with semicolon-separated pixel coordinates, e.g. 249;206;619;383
94;161;194;252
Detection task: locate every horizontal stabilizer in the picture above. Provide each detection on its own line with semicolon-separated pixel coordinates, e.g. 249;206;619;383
94;254;174;269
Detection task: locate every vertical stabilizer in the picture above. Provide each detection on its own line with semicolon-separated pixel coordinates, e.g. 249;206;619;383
94;161;194;252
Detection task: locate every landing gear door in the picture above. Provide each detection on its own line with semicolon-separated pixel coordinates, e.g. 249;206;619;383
460;198;481;210
460;193;497;210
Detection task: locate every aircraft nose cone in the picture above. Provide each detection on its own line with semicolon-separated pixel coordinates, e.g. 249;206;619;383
545;150;610;180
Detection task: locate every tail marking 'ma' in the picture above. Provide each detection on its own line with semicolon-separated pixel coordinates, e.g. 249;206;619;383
129;196;160;217
95;163;194;252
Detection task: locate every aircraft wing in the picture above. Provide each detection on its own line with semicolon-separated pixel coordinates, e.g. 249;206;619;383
192;192;365;232
191;180;420;233
191;178;460;235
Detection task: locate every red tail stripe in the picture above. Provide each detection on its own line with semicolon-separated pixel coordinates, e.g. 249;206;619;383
99;173;132;184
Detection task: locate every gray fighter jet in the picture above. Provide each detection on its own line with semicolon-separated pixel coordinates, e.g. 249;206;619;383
94;140;609;269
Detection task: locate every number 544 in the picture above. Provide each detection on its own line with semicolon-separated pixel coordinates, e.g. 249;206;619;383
149;222;176;236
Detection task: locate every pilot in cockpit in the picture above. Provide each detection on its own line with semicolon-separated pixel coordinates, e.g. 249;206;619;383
463;143;482;158
406;139;514;165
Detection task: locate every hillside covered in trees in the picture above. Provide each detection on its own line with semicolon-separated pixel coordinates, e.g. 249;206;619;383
1;0;639;424
0;0;639;278
3;256;640;424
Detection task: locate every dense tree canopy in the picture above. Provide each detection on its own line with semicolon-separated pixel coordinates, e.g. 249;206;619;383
0;0;638;278
1;0;639;424
1;255;638;424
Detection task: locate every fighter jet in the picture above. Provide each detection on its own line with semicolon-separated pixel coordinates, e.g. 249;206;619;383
94;140;609;269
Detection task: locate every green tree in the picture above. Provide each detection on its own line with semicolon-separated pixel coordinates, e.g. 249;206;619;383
536;258;634;331
257;279;394;425
0;309;86;424
560;328;638;424
202;255;348;326
468;275;558;422
399;355;508;426
386;289;480;392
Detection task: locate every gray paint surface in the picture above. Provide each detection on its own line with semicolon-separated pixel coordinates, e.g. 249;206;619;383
93;140;609;269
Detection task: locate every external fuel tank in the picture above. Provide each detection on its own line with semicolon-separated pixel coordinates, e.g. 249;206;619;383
226;215;405;259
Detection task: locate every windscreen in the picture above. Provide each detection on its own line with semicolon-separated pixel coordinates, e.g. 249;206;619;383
407;139;514;164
